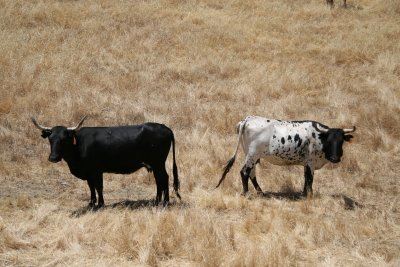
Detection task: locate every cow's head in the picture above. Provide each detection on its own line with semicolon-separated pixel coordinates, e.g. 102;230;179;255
31;116;87;163
316;124;356;163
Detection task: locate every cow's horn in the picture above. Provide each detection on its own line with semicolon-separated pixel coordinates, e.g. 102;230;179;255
343;126;356;134
67;115;88;131
31;117;51;131
315;123;329;133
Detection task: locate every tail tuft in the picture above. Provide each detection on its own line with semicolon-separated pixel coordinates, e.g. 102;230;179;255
171;133;181;200
173;161;181;200
216;156;236;188
215;118;246;189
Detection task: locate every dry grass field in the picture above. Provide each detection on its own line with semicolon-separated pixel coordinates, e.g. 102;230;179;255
1;0;399;266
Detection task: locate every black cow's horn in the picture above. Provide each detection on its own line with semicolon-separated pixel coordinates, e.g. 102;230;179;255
343;126;356;134
315;123;329;133
31;117;51;131
67;115;88;131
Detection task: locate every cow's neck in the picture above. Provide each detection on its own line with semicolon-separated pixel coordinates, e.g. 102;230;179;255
62;144;82;178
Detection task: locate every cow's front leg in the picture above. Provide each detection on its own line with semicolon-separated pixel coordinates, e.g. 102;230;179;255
87;179;97;208
303;165;314;197
95;174;105;208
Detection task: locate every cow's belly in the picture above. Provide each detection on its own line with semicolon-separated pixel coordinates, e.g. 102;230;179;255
101;161;147;174
259;140;309;166
263;155;305;166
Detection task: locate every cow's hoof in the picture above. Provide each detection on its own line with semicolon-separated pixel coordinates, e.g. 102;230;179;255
302;192;313;198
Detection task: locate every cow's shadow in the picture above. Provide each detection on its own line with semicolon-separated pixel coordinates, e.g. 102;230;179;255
71;198;187;217
110;199;158;210
71;205;102;217
260;191;304;201
258;191;362;210
70;192;362;217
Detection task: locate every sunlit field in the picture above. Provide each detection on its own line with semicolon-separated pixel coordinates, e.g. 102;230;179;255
1;0;399;266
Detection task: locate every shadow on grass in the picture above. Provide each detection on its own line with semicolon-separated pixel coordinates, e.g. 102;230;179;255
331;194;363;210
71;198;188;217
258;191;363;210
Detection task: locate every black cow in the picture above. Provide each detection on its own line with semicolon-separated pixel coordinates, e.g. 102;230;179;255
31;116;181;207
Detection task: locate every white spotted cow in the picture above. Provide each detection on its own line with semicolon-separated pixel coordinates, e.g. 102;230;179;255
216;116;356;197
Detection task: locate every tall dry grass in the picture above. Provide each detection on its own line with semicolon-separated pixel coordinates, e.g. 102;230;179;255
1;0;399;266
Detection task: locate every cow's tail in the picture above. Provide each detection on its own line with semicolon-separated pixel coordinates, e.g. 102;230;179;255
215;119;246;188
171;133;181;200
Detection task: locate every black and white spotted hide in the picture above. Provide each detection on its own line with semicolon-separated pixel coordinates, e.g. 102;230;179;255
216;116;356;197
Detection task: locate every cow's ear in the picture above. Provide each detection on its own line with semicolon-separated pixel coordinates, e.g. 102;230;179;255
41;130;51;139
344;135;353;142
67;130;77;145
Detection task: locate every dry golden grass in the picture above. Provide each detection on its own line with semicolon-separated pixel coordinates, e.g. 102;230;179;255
1;0;399;266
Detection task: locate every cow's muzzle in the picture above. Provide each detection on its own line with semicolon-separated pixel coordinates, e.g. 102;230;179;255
48;155;61;163
329;157;341;163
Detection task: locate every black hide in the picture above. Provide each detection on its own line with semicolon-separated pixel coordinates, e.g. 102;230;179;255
39;123;180;207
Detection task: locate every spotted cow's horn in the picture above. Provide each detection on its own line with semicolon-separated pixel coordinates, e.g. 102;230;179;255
343;126;356;134
315;123;329;133
31;117;51;131
67;115;88;131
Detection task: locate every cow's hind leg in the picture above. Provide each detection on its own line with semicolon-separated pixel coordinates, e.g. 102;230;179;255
240;156;258;195
154;174;162;205
249;166;263;194
153;165;170;206
240;165;250;195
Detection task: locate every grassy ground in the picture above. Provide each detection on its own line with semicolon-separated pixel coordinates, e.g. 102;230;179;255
0;0;399;266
